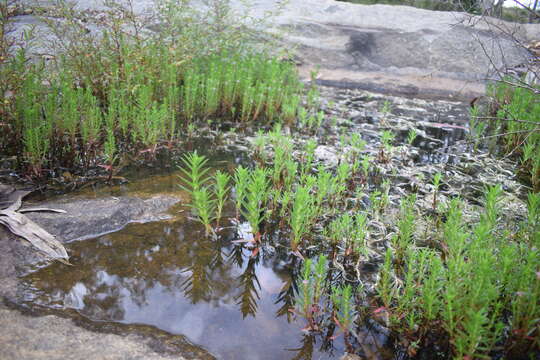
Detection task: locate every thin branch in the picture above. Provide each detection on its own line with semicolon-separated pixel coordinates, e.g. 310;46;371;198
511;0;540;19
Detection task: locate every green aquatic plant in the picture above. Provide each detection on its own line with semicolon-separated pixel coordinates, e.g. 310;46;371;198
191;186;217;236
380;99;392;115
294;255;328;331
295;258;316;330
406;128;417;146
241;167;270;243
371;179;391;216
178;151;211;193
252;129;268;161
392;194;416;265
301;139;317;177
314;166;333;214
290;185;316;253
233;165;250;220
331;284;357;351
297;106;309;128
432;172;443;211
1;0;307;179
374;186;540;358
326;212;368;257
102;107;118;181
377;248;395;309
376;130;395;163
484;81;540;192
178;152;217;235
213;170;230;228
283;159;298;193
360;155;371;183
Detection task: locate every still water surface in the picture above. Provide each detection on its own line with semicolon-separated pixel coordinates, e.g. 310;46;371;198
21;215;344;359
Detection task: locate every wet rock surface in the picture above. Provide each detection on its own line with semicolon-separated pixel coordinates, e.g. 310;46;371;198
24;195;180;242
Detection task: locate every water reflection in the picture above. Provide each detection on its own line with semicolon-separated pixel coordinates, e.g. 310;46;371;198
22;218;343;360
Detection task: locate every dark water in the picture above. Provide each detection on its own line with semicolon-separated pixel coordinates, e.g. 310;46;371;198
20;215;346;360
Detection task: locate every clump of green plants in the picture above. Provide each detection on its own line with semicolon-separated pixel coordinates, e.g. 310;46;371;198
0;0;305;180
326;212;369;258
376;185;540;358
176;124;540;358
476;81;540;192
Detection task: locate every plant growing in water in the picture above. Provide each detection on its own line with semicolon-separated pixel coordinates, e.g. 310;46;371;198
290;185;316;254
294;255;328;331
432;172;443;211
178;151;216;236
240;167;270;243
331;284;357;352
213;170;230;228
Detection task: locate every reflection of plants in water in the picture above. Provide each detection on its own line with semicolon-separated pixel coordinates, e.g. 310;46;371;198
275;276;297;321
287;334;315;360
180;241;224;304
235;256;261;318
